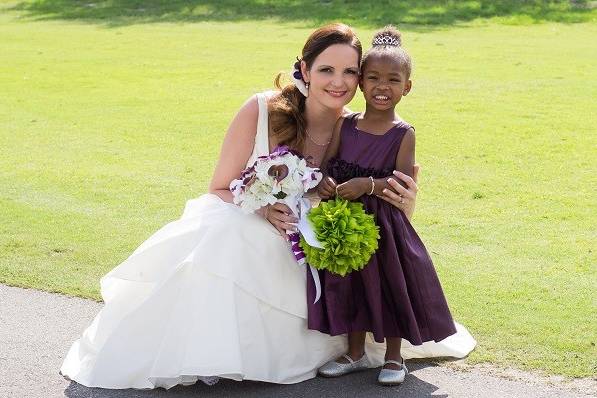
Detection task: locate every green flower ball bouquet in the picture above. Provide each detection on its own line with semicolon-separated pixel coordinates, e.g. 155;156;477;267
299;198;380;276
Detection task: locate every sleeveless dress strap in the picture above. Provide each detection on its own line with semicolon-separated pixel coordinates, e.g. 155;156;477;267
245;93;271;168
255;93;270;156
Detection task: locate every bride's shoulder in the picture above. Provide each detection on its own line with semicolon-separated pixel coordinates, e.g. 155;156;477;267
233;91;281;125
260;90;281;103
240;91;280;111
230;90;281;128
234;95;260;120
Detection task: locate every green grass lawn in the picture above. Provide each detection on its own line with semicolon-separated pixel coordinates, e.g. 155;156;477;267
1;0;595;379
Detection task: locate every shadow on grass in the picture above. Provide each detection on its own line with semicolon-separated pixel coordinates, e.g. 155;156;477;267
6;0;597;28
64;362;449;397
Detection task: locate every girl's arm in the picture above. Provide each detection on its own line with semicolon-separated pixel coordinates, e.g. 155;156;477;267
372;127;416;193
208;95;260;203
384;128;416;219
393;127;416;183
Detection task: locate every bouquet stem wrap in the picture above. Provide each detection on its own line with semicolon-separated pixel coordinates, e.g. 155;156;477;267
290;197;323;304
288;232;305;263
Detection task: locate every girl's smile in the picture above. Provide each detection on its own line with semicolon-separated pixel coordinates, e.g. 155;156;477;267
371;94;392;106
360;54;411;112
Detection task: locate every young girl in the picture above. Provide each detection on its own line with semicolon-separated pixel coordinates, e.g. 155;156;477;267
311;26;458;385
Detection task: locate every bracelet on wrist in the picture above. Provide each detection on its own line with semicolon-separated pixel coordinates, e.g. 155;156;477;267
367;176;375;195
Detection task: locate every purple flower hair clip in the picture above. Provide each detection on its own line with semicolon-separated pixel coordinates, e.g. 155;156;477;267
291;57;309;97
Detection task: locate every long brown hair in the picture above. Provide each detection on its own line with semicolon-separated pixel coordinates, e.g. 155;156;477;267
268;23;362;151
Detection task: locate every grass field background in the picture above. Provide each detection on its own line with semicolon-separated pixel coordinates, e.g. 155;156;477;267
1;0;595;378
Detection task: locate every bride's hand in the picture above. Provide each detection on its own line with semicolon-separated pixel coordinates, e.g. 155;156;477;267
258;203;298;239
377;164;420;220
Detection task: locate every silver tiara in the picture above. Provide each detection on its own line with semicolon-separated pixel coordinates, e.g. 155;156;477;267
373;35;400;47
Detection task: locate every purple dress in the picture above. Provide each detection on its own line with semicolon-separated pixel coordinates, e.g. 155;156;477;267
307;114;457;344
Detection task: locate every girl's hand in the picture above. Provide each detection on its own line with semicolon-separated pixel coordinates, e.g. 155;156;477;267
318;176;337;199
336;178;369;200
257;203;298;239
377;165;420;220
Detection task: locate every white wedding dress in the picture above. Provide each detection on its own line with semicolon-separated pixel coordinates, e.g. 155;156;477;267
60;93;476;389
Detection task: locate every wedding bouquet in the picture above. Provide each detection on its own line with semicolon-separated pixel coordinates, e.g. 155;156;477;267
229;145;322;214
299;198;380;277
230;146;327;302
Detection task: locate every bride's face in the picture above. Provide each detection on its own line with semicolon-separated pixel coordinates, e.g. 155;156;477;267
301;44;360;110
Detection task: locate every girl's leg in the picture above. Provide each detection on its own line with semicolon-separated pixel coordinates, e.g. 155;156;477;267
337;331;366;362
348;331;366;359
377;337;408;385
318;331;369;377
384;337;403;369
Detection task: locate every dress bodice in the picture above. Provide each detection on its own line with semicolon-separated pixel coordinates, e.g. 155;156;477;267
326;113;413;183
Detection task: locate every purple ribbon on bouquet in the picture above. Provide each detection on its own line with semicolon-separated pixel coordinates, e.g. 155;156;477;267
287;199;322;304
288;232;306;264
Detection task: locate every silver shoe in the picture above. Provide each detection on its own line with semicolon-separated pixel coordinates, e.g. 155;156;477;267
318;353;370;377
378;359;408;385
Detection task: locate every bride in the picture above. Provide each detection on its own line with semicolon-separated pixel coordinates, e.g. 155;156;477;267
60;23;476;389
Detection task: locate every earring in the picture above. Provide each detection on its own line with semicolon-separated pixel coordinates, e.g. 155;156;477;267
305;82;310;90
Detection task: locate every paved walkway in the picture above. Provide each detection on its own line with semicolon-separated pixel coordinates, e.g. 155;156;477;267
0;284;594;397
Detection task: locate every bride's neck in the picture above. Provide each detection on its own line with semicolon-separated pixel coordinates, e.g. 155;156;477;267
304;96;342;134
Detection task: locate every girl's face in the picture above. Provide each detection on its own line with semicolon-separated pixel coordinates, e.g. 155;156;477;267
359;54;412;111
301;44;360;110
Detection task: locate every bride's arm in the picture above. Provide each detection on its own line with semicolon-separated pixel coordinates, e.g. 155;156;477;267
208;95;259;203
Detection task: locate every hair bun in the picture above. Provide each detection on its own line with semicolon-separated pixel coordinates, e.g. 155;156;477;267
372;25;402;47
